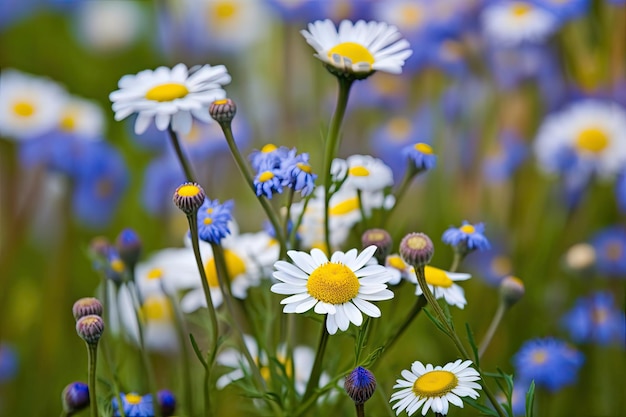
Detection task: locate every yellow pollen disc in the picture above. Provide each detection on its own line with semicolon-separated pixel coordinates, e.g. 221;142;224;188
415;143;434;154
307;263;360;304
329;197;359;216
388;117;411;140
259;171;274;182
605;241;623;260
204;249;246;288
206;208;214;214
125;393;143;405
424;266;453;288
59;113;77;131
145;83;189;102
297;162;312;174
261;144;277;153
491;256;512;276
460;224;475;234
111;259;125;273
511;2;532;16
214;1;237;19
406;236;428;250
576;127;609;153
412;370;458;397
388;256;407;270
13;101;35;117
531;350;547;364
204;218;213;225
366;231;385;241
147;268;163;280
400;4;422;27
177;184;202;197
141;296;172;321
327;42;375;65
349;166;370;177
213;98;229;105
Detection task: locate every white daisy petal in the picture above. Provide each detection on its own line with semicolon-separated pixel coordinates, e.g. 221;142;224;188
352;297;381;317
326;313;339;335
294;297;318;314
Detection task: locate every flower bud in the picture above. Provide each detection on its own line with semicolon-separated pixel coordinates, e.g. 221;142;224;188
399;233;434;268
361;228;392;265
157;389;177;416
499;276;525;308
115;228;142;268
173;182;206;215
344;366;376;405
72;298;103;321
76;315;105;345
62;382;90;415
209;98;237;124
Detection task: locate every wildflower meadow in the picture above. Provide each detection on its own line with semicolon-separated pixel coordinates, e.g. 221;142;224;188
1;1;625;417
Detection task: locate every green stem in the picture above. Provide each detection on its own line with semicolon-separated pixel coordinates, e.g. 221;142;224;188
383;163;418;227
303;316;330;402
217;122;287;258
284;188;295;248
99;339;126;417
167;126;196;183
323;77;354;253
87;343;99;417
449;252;464;273
478;302;507;358
355;403;365;417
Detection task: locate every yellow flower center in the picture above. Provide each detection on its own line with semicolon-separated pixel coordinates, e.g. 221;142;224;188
141;296;172;321
491;256;512;276
328;42;375;66
388;117;411;140
511;2;532;16
259;171;274;182
297;162;312;173
13;101;35;117
203;217;213;225
204;249;246;288
111;259;126;273
213;1;237;19
388;255;407;270
406;235;428;250
415;143;433;154
125;393;143;405
531;349;547;364
177;183;202;197
145;83;189;102
424;266;453;288
412;370;458;397
147;268;163;280
366;231;385;242
576;127;609;153
329;197;359;216
262;144;277;153
349;166;370;177
307;263;360;304
213;98;229;105
460;224;475;234
59;111;77;131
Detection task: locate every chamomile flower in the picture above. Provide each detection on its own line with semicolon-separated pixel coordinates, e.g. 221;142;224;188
109;63;231;135
413;266;471;309
300;19;412;79
385;254;414;285
390;359;481;416
271;246;394;335
343;154;394;192
481;1;559;46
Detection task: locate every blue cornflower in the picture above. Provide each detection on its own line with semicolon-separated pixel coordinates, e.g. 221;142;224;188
282;153;317;196
112;392;153;417
249;144;290;172
403;142;437;171
62;382;90;415
197;198;233;244
442;221;491;253
254;168;284;199
157;389;176;417
0;343;18;383
561;291;626;346
513;337;584;392
590;226;626;277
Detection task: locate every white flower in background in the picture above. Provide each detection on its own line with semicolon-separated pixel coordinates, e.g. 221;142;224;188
57;96;104;139
534;100;626;180
0;69;67;140
109;63;230;135
271;246;394;335
412;266;471;309
481;1;558;46
301;19;413;77
343;154;394;192
385;254;414;285
180;231;279;313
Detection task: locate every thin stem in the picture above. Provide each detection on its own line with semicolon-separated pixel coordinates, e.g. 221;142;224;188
383;163;418;227
284;188;295;247
217;122;287;258
449;252;464;273
303;316;330;402
323;77;354;253
355;403;365;417
99;339;126;417
167;126;196;183
87;343;99;417
478;303;507;358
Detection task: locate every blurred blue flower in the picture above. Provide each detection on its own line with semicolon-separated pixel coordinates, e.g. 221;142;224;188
403;142;437;172
112;392;153;417
197;199;234;244
561;291;626;346
281;152;317;196
0;343;18;383
590;226;626;277
442;221;491;252
62;381;90;414
265;0;324;22
616;170;626;213
249;144;290;172
157;389;176;417
19;130;87;176
142;155;186;216
513;337;584;392
536;0;590;22
465;246;513;287
483;130;529;183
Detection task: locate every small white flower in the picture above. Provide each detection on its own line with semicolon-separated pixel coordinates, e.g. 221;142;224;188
57;96;105;139
271;246;394;335
390;359;482;416
301;19;412;77
75;1;145;52
344;154;394;192
412;266;471;309
482;1;558;46
109;63;231;135
0;69;67;140
385;254;414;285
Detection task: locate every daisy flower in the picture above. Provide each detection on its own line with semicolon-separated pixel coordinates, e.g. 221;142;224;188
533;100;626;181
271;246;394;335
385;254;414;285
343;154;394;192
109;63;231;135
413;266;471;309
390;359;481;416
481;1;559;46
300;19;413;79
